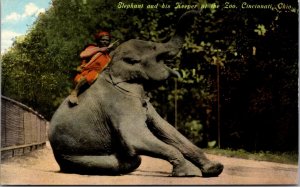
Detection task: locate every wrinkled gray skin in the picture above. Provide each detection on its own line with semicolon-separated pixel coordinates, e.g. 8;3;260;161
49;11;223;177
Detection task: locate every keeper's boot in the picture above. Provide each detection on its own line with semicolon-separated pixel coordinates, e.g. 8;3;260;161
69;78;87;105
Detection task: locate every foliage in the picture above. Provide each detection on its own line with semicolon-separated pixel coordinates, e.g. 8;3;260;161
1;0;298;152
204;148;298;165
182;119;204;146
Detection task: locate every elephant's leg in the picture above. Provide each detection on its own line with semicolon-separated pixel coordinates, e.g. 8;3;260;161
54;153;141;175
145;102;223;177
117;119;201;176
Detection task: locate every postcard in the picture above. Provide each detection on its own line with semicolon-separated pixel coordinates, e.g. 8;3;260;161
1;0;298;185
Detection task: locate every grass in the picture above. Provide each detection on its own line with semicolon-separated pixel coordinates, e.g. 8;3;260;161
204;148;299;165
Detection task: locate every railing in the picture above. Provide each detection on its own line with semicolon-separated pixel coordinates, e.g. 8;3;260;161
1;96;48;160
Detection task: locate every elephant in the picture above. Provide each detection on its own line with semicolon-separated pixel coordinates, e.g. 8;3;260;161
48;11;224;177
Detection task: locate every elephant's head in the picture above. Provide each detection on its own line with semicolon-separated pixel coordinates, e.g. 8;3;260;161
108;11;200;84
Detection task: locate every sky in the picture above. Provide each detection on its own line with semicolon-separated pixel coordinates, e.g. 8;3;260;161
1;0;52;54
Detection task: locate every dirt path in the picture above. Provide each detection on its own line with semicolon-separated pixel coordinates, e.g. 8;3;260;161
1;142;298;185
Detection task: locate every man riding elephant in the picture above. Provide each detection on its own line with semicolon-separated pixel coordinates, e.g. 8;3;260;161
69;31;117;105
49;11;224;177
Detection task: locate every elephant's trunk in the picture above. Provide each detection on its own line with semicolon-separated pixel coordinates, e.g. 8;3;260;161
166;10;201;51
160;10;201;78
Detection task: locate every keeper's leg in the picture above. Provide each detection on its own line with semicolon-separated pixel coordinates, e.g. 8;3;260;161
69;77;87;105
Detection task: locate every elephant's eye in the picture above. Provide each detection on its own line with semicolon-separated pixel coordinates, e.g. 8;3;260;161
123;57;141;64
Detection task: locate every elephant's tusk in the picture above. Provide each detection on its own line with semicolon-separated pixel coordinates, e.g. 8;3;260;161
166;66;181;78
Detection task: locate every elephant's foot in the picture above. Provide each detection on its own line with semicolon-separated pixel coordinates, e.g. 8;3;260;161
200;161;224;177
68;92;79;105
171;159;201;177
119;156;142;174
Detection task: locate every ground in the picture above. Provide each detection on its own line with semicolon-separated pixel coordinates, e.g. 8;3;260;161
0;142;298;185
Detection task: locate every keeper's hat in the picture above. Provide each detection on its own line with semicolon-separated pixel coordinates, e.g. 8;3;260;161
94;31;111;39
